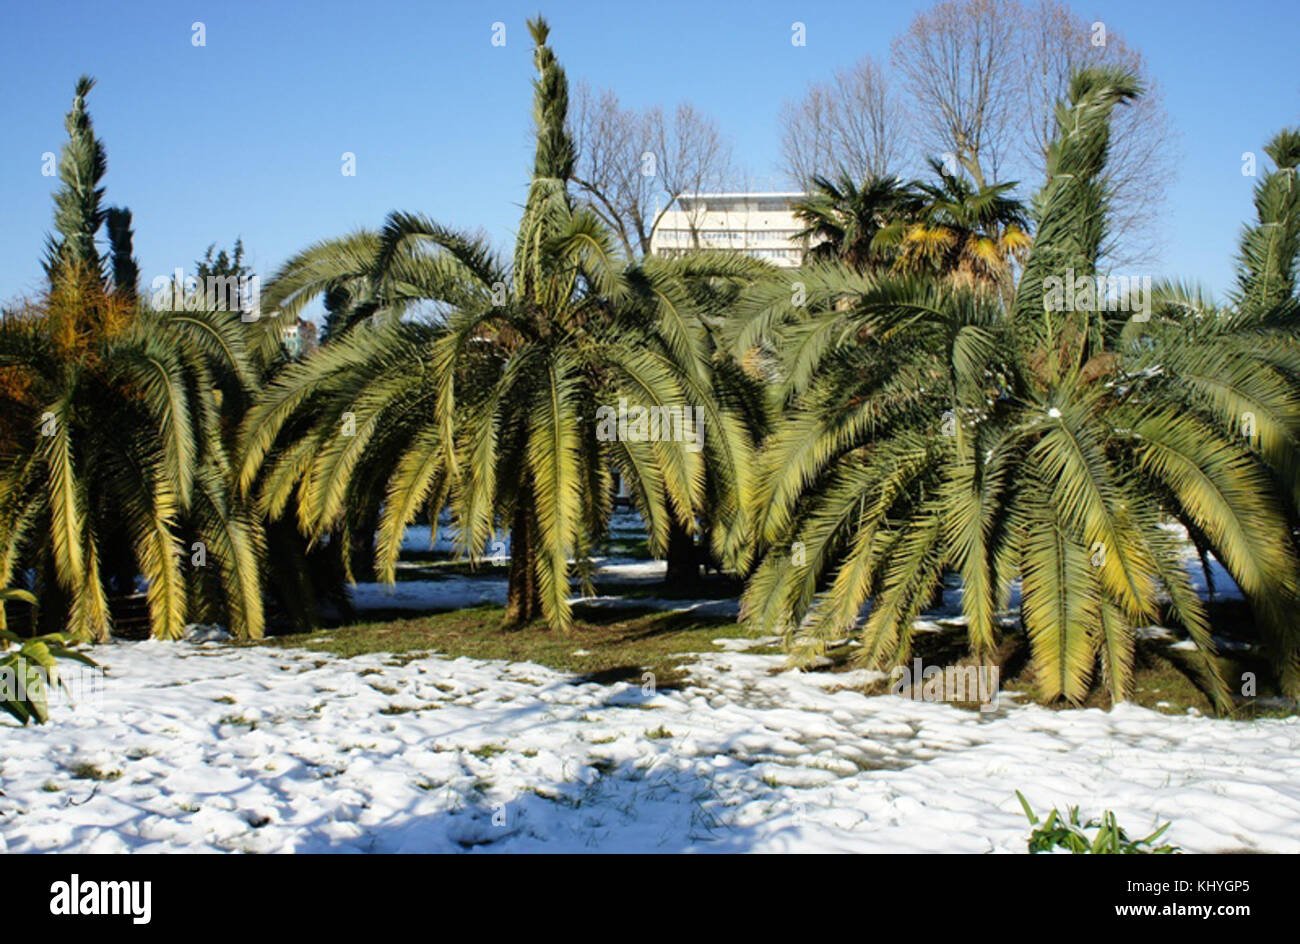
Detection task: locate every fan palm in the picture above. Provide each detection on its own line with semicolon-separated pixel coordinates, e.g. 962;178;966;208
240;19;758;631
0;76;265;642
879;157;1031;290
733;68;1300;707
793;172;920;273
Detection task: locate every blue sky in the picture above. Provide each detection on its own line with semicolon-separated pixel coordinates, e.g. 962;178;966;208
1;0;1297;307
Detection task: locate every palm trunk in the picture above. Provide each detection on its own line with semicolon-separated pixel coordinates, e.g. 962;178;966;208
664;517;698;585
504;493;542;626
35;559;72;638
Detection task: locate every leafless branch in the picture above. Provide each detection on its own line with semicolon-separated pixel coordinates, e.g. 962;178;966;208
571;84;732;257
780;56;906;186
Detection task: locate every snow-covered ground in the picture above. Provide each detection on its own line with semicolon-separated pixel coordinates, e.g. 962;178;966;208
2;517;1276;854
397;509;647;556
2;634;1297;854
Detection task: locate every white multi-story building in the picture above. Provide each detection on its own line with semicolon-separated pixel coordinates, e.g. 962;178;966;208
650;192;810;268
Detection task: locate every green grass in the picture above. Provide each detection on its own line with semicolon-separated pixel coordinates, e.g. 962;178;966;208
1005;637;1297;719
264;583;1293;719
1017;791;1179;854
268;604;762;688
798;621;1296;719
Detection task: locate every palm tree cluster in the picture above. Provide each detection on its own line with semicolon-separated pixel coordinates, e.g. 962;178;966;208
794;158;1030;290
0;78;270;642
5;28;1299;712
736;69;1300;706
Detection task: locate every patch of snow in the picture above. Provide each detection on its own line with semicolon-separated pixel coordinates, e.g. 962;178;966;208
349;577;507;612
1;640;1296;854
184;624;231;644
573;594;739;619
586;557;665;583
713;636;780;652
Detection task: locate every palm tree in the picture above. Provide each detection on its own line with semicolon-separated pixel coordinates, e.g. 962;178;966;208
878;157;1030;290
0;76;266;642
259;231;386;345
732;68;1300;708
662;257;773;584
1135;129;1300;689
793;172;920;273
191;236;349;631
240;19;758;631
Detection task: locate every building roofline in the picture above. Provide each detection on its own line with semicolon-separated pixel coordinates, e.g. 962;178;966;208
676;191;807;200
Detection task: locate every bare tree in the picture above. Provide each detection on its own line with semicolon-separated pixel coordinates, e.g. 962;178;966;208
780;56;907;187
780;85;834;189
570;83;732;258
892;0;1020;188
888;0;1172;265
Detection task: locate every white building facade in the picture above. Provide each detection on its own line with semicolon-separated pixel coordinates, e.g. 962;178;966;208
650;192;810;268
